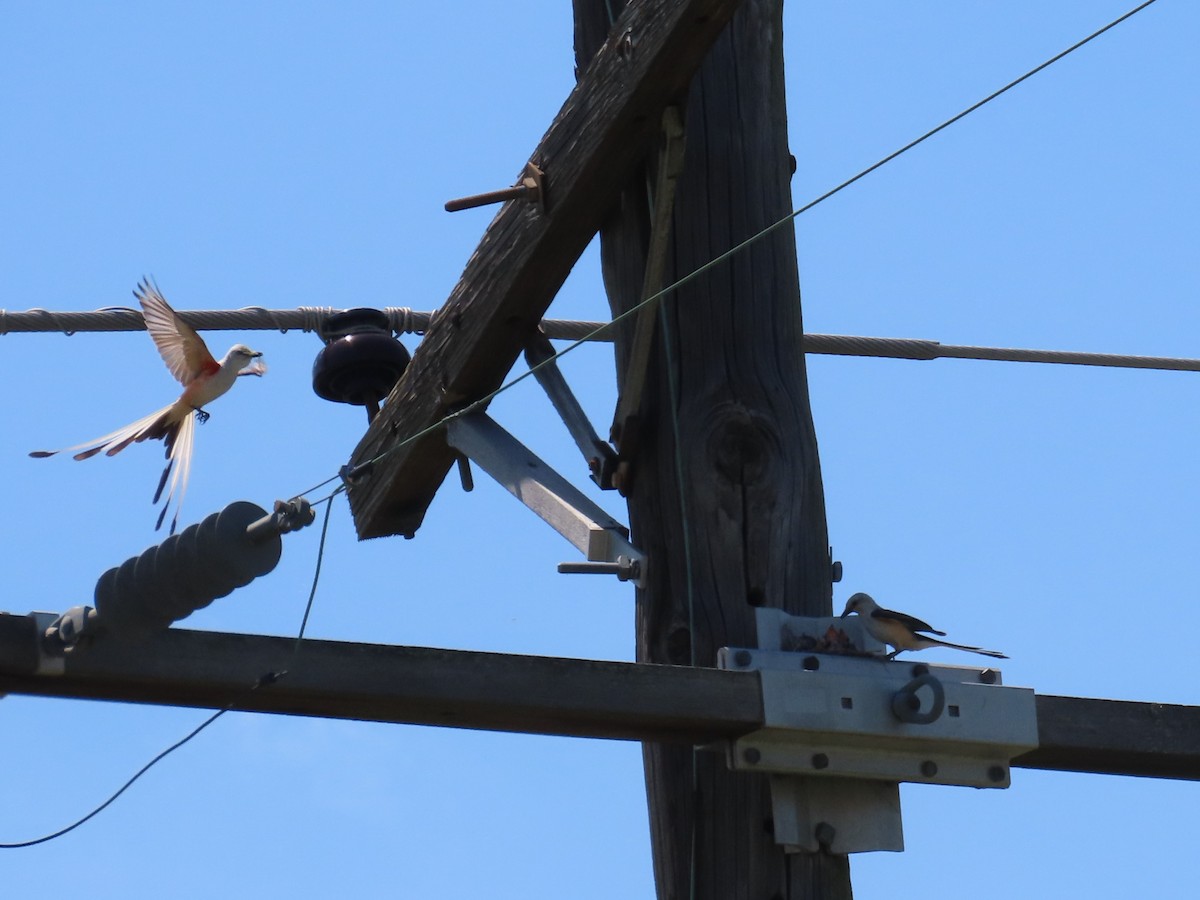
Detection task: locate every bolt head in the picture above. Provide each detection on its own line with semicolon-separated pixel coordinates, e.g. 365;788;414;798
733;649;753;668
811;752;830;770
742;747;762;765
920;760;938;778
814;821;837;847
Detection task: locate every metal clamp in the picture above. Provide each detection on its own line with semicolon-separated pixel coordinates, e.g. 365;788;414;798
41;605;99;655
722;648;1036;788
246;497;318;543
718;635;1038;855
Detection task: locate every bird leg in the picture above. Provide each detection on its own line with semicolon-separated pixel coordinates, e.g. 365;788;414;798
193;407;210;424
885;649;904;660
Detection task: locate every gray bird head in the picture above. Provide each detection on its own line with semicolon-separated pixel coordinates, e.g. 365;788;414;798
227;343;262;360
224;344;266;376
840;592;875;617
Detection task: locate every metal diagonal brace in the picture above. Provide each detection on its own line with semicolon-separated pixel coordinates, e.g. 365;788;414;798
444;412;645;586
524;332;618;489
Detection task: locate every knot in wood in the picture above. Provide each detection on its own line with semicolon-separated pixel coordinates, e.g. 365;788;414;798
705;405;779;485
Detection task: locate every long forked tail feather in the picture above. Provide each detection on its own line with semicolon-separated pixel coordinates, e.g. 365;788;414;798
154;413;195;534
933;638;1008;659
31;403;194;533
153;457;173;505
152;418;181;505
29;405;176;461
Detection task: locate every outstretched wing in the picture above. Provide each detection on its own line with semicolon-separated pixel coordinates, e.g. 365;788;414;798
874;606;946;636
135;278;218;386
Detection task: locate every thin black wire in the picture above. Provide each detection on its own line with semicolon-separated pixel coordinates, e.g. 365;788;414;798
783;0;1161;222
332;0;1163;495
289;491;338;655
309;485;346;509
192;0;1172;645
289;472;345;504
0;0;1161;857
600;4;1160;900
0;695;243;849
0;490;340;849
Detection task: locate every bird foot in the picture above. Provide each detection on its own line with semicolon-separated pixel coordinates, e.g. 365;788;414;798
194;408;211;424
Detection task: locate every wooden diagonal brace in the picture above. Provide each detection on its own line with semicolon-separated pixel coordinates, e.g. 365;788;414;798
346;0;746;539
610;105;687;495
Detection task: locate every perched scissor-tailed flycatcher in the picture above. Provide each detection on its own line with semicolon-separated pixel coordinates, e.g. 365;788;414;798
30;279;266;534
841;592;1007;660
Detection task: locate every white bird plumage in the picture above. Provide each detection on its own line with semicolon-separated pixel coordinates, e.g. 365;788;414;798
840;592;1007;660
30;279;266;534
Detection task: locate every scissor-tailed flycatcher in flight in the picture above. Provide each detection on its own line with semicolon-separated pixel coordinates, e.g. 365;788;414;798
841;592;1007;660
31;279;266;534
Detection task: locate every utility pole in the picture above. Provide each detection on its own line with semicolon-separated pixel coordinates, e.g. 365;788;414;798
8;3;1193;897
575;1;848;897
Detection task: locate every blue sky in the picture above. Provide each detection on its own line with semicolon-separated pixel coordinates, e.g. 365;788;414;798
2;1;1197;897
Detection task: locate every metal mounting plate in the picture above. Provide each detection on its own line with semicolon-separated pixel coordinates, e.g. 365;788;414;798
719;647;1037;789
769;775;904;855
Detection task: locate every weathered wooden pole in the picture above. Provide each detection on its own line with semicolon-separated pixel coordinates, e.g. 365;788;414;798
574;1;850;896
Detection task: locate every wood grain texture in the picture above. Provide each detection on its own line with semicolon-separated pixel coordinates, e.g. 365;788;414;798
575;1;845;897
346;0;747;539
1017;694;1200;780
0;618;763;743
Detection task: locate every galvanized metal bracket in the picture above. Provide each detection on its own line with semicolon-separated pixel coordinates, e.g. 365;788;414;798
444;411;645;586
716;609;1038;854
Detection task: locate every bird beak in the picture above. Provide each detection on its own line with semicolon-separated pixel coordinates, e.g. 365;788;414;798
250;350;263;358
240;356;267;377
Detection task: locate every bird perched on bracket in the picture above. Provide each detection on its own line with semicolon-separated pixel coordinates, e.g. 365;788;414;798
841;592;1007;660
30;279;266;534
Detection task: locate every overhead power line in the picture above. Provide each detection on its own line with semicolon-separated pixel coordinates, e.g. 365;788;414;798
0;306;429;337
799;334;1200;373
2;306;1197;374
